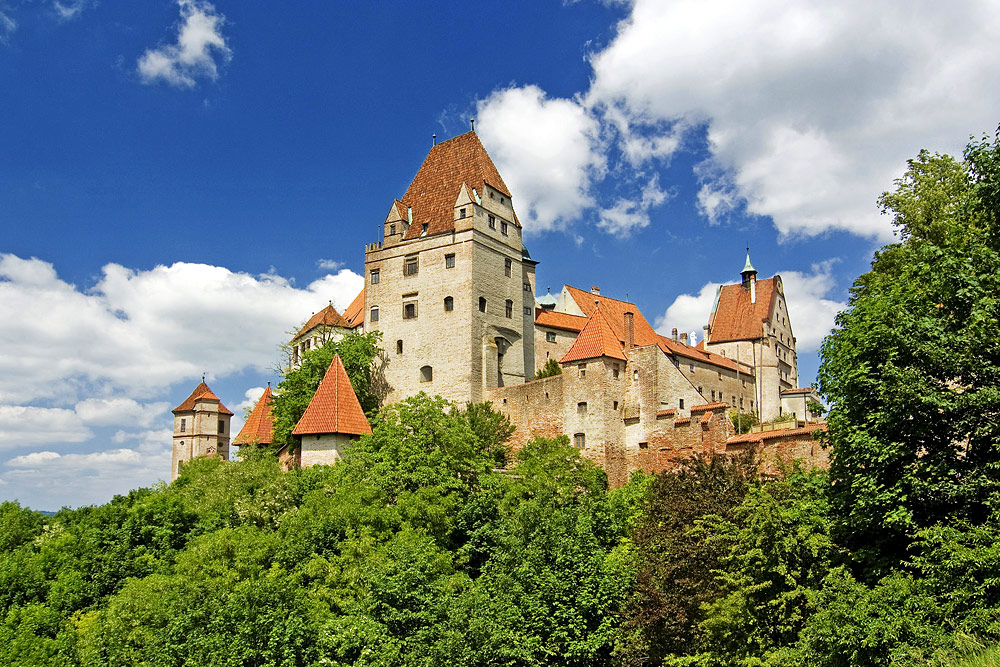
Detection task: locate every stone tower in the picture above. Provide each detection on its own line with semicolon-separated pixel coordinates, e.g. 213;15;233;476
170;380;233;480
363;131;537;404
704;252;799;422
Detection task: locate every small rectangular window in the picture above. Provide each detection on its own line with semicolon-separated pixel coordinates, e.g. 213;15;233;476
218;419;225;434
403;302;417;319
370;306;379;322
689;364;695;373
180;418;186;432
523;282;530;291
389;223;396;235
613;401;619;410
524;306;532;315
445;253;455;268
639;442;648;450
488;214;496;229
459;207;467;219
501;221;509;235
505;299;513;318
504;258;512;277
420;223;428;236
479;297;487;313
579;364;586;378
578;402;587;414
546;331;556;343
679;398;685;409
404;256;418;276
612;364;620;379
370;269;380;284
574;433;585;449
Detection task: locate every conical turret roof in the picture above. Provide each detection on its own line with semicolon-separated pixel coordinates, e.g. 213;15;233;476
233;385;275;446
292;355;372;436
172;381;233;415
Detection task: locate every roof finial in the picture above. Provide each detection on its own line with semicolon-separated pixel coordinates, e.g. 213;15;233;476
470;118;476;132
432;133;436;146
202;372;206;383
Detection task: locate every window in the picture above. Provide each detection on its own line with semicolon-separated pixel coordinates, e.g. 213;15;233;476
500;196;506;204
524;306;532;315
479;297;487;312
404;256;418;276
574;433;585;448
370;269;380;284
488;214;496;229
579;364;586;378
612;364;620;379
420;365;433;382
459;207;467;219
444;296;454;311
370;306;379;322
578;402;588;414
505;258;512;276
218;419;225;434
718;371;723;381
546;331;556;343
303;339;311;351
420;223;428;236
396;339;403;354
633;369;639;381
613;400;619;410
698;386;703;394
403;302;417;319
679;398;685;409
445;253;455;268
501;221;509;235
505;299;513;318
389;223;396;235
180;418;186;432
639;442;648;450
689;364;695;373
711;390;716;401
523;282;531;291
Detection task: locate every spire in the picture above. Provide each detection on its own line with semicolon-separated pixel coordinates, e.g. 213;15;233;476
741;248;758;290
233;385;275;446
292;355;372;436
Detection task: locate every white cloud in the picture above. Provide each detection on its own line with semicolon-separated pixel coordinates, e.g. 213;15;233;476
0;406;92;448
0;9;15;44
0;254;363;405
52;0;90;21
476;85;606;234
316;259;344;271
236;386;266;414
75;398;170;428
7;451;61;466
597;174;669;234
137;0;230;88
655;261;846;354
585;0;1000;240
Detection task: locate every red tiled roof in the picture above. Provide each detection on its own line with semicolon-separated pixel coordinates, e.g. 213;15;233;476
781;387;816;395
172;381;233;415
560;307;627;363
292;355;372;436
690;402;728;413
535;309;588;333
656;409;676;419
342;289;365;328
656;335;751;375
709;278;778;343
726;423;827;445
233;385;274;445
399;132;514;240
291;304;349;342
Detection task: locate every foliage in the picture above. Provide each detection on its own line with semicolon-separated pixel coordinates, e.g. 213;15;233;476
535;357;563;379
819;130;1000;572
270;330;385;452
806;399;826;418
728;410;759;434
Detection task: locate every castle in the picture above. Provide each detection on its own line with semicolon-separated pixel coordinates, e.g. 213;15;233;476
172;132;825;484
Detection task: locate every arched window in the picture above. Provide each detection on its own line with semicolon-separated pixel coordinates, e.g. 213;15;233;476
444;296;454;312
420;366;433;382
396;339;403;355
479;297;487;313
370;306;379;322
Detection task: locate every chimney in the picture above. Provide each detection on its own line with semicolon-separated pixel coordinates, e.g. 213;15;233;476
703;325;710;344
590;285;600;296
750;276;756;304
671;327;678;342
680;332;688;345
624;311;635;351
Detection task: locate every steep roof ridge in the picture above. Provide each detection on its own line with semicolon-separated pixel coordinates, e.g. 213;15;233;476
563;285;661;347
233;385;275;445
172;381;234;415
292;304;350;342
560;305;627;363
535;309;589;332
708;277;778;343
342;288;365;328
292;355;372;436
399;132;514;240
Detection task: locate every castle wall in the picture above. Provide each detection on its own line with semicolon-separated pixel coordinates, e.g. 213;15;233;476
300;433;356;468
534;325;577;374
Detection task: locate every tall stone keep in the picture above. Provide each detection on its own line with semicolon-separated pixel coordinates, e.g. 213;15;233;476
363;131;537;404
171;380;233;480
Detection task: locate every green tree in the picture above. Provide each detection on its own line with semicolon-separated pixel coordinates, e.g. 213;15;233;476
535;358;562;379
270;330;385;453
729;410;759;434
819;130;1000;572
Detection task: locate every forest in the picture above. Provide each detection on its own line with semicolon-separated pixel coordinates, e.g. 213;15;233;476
1;129;998;666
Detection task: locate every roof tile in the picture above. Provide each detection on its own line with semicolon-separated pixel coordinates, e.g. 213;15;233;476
342;288;365;328
292;355;372;436
560;307;627;363
291;304;349;342
709;278;777;342
172;381;233;415
726;423;827;445
233;385;274;445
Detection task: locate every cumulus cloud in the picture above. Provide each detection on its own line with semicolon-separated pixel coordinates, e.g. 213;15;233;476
0;406;92;448
75;398;170;428
585;0;1000;240
0;9;15;44
0;253;363;405
316;259;344;271
476;85;606;234
655;261;846;354
137;0;230;88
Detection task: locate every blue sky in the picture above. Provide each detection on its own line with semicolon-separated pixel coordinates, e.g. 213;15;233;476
2;0;998;509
